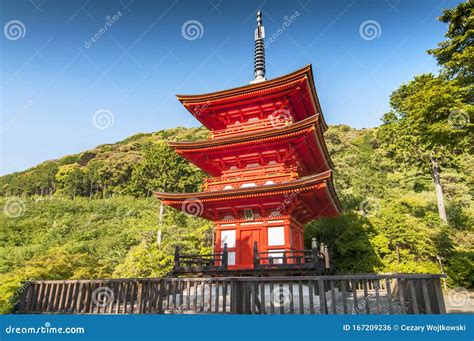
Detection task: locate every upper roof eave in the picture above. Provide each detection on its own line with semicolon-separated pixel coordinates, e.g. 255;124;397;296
176;64;328;131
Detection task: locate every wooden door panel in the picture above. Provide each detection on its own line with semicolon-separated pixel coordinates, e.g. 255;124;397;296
238;229;260;267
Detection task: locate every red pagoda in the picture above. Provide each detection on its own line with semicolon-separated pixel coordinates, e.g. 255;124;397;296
156;11;341;272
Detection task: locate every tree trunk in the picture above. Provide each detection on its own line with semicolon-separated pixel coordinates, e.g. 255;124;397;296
157;200;164;245
431;157;448;224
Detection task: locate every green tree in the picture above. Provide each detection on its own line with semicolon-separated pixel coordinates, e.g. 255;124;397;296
129;139;205;244
55;164;85;199
428;0;474;84
130;139;204;196
378;73;472;224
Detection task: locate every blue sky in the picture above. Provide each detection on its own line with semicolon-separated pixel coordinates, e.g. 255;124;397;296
0;0;462;175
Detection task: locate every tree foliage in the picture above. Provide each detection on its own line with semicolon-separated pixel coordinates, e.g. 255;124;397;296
428;0;474;84
0;196;211;313
378;74;472;171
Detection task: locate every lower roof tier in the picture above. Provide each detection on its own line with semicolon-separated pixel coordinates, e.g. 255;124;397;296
168;115;333;177
155;170;342;224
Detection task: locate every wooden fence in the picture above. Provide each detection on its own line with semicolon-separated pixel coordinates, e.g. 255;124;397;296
15;274;446;315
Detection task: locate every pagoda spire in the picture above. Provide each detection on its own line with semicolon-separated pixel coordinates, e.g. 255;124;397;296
250;10;266;84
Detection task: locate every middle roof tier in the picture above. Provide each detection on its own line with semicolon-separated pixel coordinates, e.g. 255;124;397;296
169;115;333;177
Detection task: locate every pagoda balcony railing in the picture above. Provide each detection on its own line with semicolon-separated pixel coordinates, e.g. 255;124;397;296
209;115;293;139
221;163;295;174
171;239;329;276
172;245;228;275
204;169;298;191
253;239;331;272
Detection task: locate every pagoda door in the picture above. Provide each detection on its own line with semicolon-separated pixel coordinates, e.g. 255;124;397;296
239;229;260;268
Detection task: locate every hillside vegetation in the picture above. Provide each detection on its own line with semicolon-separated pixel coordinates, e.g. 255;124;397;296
0;1;472;313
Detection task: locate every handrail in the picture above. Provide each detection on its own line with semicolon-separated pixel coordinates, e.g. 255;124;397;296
253;239;331;270
205;169;297;185
19;273;447;285
222;164;297;175
204;173;297;191
173;244;228;272
209;115;293;139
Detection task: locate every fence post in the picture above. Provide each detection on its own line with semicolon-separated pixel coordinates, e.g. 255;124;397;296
136;281;144;314
311;238;318;264
253;242;260;269
26;282;36;312
323;245;330;270
230;280;252;314
231;280;243;314
156;280;164;314
433;277;447;314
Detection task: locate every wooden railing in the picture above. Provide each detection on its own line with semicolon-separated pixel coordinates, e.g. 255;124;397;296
203;170;297;191
15;274;446;314
221;164;296;175
209;115;293;139
172;239;328;275
172;245;228;275
253;239;330;273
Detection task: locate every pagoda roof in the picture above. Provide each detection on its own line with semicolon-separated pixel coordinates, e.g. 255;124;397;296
155;170;342;223
168;115;334;177
176;65;328;131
